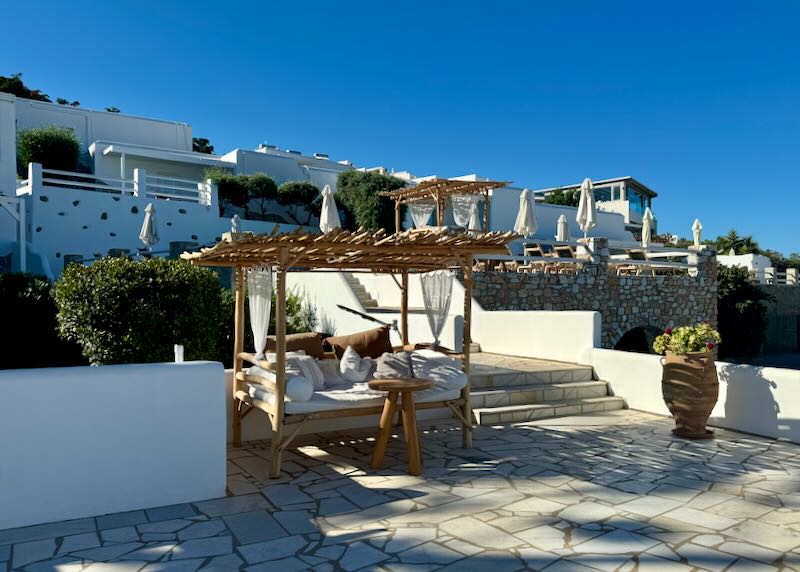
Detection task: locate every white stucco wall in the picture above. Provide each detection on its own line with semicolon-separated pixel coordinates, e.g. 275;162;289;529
14;98;192;154
222;149;351;191
717;253;772;282
0;361;226;530
593;348;800;444
0;93;16;196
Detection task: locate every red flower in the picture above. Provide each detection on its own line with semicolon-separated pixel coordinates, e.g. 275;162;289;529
664;328;673;335
707;342;715;350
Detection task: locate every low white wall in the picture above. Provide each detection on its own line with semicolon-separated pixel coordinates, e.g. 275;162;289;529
0;362;226;530
475;311;600;365
593;348;800;443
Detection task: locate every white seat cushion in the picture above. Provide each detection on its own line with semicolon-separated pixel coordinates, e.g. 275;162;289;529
245;350;467;414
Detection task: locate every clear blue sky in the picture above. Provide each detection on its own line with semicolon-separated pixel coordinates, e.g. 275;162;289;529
4;1;799;253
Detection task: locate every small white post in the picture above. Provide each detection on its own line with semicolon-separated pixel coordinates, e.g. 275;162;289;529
133;168;146;198
27;162;42;190
787;268;798;285
205;178;217;208
174;344;185;363
18;198;26;273
120;153;126;180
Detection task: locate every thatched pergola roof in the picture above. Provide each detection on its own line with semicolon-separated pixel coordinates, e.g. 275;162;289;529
379;178;510;232
181;226;517;272
379;178;509;203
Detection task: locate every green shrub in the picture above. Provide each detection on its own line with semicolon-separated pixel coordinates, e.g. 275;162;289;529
53;258;224;365
206;168;249;216
277;181;321;225
335;170;404;232
17;126;80;176
0;273;86;369
717;265;773;358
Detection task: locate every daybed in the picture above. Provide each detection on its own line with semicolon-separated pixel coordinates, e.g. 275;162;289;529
182;226;517;477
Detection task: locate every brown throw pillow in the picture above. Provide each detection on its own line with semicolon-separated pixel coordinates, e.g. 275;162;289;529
324;326;393;359
265;332;325;360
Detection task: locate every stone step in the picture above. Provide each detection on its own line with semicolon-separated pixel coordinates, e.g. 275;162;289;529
473;396;626;426
471;381;611;409
470;364;594;388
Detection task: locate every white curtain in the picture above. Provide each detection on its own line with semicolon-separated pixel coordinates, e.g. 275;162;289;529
451;195;480;228
247;266;273;360
409;200;436;229
420;270;454;348
468;199;481;231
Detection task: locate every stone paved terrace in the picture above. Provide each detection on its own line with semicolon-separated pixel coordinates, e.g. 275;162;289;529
4;411;800;571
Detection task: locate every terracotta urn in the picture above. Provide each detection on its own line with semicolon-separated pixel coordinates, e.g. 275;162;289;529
661;350;718;439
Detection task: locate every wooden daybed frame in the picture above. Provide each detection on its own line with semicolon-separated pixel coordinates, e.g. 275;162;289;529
182;226;517;478
380;178;509;233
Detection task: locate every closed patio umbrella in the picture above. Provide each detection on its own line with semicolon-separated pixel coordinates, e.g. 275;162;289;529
231;214;240;234
576;178;596;239
692;219;703;249
319;184;341;233
641;207;655;247
468;199;481;231
139;202;159;249
513;189;537;237
556;214;570;241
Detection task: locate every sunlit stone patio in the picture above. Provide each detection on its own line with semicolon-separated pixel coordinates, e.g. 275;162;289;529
4;410;800;571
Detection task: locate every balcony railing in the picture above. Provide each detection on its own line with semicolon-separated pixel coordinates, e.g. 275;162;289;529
17;163;215;207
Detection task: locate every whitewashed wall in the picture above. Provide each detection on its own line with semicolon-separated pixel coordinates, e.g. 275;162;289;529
0;362;226;530
0;93;15;196
593;348;800;444
221;149;351;191
290;271;600;364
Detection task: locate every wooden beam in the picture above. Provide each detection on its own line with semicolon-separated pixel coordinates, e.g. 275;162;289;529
461;255;474;448
232;267;245;447
483;189;490;232
270;247;288;478
400;269;409;346
395;200;401;234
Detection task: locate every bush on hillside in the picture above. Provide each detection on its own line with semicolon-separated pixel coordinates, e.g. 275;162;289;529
0;273;86;369
277;181;321;225
53;258;225;365
206;168;250;217
16;125;80;176
717;265;774;359
246;173;278;219
335;170;405;232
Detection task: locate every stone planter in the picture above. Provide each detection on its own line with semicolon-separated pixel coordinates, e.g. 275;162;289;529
661;350;718;439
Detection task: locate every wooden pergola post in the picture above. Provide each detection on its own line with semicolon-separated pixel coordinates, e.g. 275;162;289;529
232;267;245;447
270;247;288;478
394;200;402;234
461;254;474;448
436;191;445;226
400;270;409;346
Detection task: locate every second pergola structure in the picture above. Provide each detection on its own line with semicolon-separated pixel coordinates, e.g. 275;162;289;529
380;178;509;233
182;225;517;477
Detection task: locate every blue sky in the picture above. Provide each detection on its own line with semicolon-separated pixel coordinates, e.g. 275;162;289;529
4;1;799;252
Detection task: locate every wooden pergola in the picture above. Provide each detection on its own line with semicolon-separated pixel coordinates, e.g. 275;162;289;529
380;178;510;233
182;226;516;477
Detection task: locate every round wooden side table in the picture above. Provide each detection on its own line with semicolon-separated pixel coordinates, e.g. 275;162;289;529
368;378;433;476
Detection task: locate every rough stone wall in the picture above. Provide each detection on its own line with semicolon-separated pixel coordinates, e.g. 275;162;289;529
470;238;718;348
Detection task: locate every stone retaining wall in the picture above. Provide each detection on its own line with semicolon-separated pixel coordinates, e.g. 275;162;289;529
470;238;718;348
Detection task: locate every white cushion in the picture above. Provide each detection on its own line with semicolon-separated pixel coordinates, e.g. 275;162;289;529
317;358;348;386
289;355;326;391
339;346;375;382
246;365;314;402
285;376;314;401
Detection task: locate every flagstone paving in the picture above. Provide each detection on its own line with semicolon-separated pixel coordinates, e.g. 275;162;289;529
4;410;800;571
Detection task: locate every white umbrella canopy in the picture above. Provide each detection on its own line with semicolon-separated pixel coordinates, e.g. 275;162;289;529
555;214;571;241
641;207;655;247
692;218;703;248
319;184;341;233
576;178;596;238
513;189;537;237
139;202;159;249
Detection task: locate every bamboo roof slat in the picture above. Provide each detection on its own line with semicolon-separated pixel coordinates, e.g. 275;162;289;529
181;226;518;272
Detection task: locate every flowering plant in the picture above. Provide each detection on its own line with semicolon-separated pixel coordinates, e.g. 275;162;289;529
652;322;721;355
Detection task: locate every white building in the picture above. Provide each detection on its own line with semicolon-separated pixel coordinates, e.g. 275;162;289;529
0;93;635;277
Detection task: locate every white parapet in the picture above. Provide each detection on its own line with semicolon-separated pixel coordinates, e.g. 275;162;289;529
0;361;226;530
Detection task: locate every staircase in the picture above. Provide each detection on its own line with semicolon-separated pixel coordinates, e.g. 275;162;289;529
470;355;625;425
343;273;378;309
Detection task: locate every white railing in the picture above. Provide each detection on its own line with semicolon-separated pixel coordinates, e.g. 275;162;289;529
19;163;214;207
764;267;799;285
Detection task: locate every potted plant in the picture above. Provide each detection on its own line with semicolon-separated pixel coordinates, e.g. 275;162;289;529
653;323;721;439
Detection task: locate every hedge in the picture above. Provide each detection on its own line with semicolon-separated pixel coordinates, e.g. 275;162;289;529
17;125;80;176
53;257;225;365
0;273;85;369
335;170;404;232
